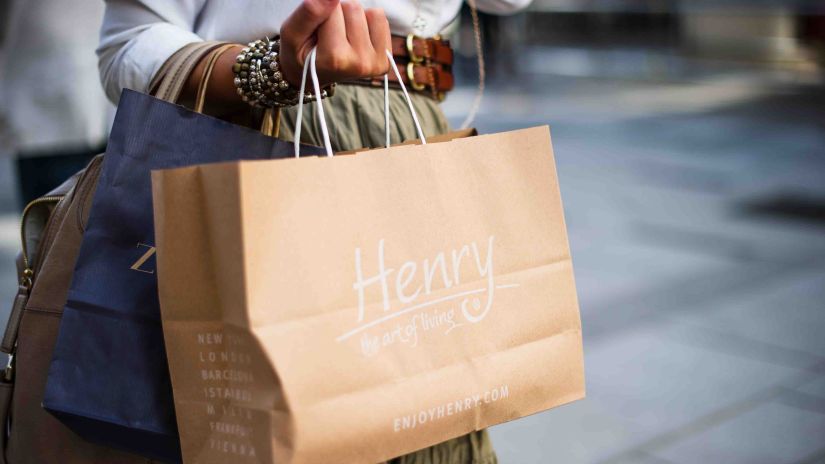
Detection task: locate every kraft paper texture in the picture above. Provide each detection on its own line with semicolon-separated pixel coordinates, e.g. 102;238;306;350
152;126;585;464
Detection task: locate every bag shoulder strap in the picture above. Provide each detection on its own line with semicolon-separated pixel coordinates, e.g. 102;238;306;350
150;41;227;103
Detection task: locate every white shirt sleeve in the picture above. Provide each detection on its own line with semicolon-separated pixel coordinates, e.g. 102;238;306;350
472;0;534;15
97;0;207;103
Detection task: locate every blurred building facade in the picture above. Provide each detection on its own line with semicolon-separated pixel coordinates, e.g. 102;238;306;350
0;0;113;207
454;0;825;85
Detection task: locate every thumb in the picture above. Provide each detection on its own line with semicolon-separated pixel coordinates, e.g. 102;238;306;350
282;0;340;45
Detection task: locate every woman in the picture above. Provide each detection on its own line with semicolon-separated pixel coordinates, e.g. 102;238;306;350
98;1;531;462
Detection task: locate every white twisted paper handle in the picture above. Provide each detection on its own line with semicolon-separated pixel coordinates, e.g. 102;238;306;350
294;48;427;157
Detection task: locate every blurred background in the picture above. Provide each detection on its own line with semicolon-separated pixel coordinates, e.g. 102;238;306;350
1;0;824;463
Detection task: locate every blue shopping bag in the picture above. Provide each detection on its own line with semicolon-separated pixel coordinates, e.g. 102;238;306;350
43;89;323;462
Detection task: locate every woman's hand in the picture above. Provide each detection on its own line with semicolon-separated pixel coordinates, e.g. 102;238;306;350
279;0;392;87
182;0;389;115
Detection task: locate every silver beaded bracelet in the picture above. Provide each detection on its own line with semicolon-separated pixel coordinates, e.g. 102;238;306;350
232;36;333;108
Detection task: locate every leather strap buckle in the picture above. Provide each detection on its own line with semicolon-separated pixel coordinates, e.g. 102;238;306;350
406;62;427;91
406;34;425;63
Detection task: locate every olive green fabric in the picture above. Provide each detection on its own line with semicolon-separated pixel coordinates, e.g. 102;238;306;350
277;83;449;152
277;84;497;464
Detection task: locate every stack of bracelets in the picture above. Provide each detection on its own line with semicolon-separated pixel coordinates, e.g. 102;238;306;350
232;35;333;108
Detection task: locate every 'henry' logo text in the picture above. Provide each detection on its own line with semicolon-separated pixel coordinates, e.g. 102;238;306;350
338;235;518;356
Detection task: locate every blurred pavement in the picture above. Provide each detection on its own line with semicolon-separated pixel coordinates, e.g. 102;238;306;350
0;45;824;463
440;52;825;463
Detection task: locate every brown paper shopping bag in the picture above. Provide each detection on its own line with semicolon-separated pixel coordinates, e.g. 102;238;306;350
151;49;584;464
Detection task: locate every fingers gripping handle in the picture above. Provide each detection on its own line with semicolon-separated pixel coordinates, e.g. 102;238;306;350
294;48;427;158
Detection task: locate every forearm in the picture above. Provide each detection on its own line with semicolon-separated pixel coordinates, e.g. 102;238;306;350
180;44;247;115
100;0;391;114
98;0;206;103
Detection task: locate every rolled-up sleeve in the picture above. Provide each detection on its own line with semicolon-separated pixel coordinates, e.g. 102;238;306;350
97;0;206;103
473;0;533;15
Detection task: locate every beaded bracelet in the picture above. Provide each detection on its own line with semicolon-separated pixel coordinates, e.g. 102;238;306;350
232;36;333;108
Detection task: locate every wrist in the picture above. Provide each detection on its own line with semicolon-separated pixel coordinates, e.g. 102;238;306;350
232;37;333;108
278;42;304;88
